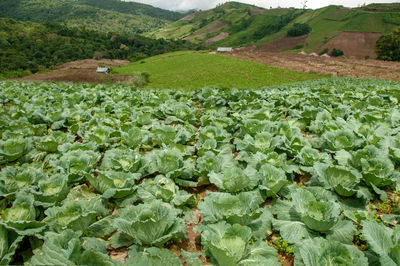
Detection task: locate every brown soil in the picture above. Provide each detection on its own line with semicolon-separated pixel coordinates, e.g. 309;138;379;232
185;20;228;42
108;247;128;263
180;13;196;21
197;20;227;37
203;32;229;46
319;31;381;59
18;59;131;83
294;173;311;186
226;50;400;81
279;254;295;266
251;9;265;15
165;184;218;265
258;34;310;53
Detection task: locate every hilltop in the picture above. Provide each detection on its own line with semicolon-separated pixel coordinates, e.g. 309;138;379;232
149;2;400;57
0;0;187;35
0;18;192;78
64;0;187;21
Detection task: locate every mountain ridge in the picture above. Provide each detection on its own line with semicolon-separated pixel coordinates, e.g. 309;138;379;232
148;2;400;53
0;0;185;35
0;17;192;78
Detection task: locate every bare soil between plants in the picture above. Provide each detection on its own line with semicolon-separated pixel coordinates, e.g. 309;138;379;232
226;50;400;81
18;59;132;83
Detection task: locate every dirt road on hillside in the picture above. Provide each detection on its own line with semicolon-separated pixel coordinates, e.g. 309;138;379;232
226;50;400;81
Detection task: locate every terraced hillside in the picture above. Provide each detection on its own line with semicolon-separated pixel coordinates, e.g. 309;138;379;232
150;2;400;55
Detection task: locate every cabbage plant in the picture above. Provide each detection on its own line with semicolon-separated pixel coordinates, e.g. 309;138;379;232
114;201;186;246
196;222;280;266
208;166;258;193
314;163;362;196
294;238;369;266
362;221;400;266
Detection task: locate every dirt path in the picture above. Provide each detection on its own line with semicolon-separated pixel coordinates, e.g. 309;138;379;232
226;50;400;81
19;59;132;83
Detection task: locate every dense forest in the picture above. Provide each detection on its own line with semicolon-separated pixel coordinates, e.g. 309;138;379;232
0;0;179;35
74;0;186;21
0;18;194;78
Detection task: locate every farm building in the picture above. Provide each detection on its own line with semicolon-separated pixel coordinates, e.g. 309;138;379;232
217;47;233;52
96;67;110;73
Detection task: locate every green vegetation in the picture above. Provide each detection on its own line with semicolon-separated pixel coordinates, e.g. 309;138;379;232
149;2;265;40
210;9;304;47
376;28;400;61
293;44;305;50
358;3;400;12
258;5;400;52
331;48;344;57
269;236;294;257
319;48;329;55
150;2;305;48
287;23;312;37
72;0;186;21
1;77;400;265
0;18;193;77
152;3;400;54
113;51;325;90
0;0;176;35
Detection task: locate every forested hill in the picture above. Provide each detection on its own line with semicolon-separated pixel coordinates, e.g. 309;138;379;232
0;0;183;35
71;0;187;21
0;18;193;78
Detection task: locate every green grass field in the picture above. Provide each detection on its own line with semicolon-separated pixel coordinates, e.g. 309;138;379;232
113;51;326;90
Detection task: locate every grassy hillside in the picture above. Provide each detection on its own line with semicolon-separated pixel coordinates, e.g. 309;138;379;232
151;2;400;52
0;18;192;78
148;2;294;46
257;4;400;52
113;51;326;90
0;0;180;34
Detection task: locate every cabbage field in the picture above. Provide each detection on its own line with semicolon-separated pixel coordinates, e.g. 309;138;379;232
0;78;399;265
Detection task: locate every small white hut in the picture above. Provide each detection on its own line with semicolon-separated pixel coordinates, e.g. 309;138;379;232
217;47;233;52
96;67;110;73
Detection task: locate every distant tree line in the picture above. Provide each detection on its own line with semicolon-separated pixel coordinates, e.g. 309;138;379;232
76;0;185;21
0;18;195;77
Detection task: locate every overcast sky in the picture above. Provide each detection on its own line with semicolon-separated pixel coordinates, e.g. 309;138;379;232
127;0;395;10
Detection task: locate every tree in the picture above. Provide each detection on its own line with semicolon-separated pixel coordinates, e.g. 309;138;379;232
331;48;344;57
376;28;400;61
287;23;312;37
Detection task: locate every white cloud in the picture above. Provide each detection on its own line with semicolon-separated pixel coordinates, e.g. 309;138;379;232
127;0;396;10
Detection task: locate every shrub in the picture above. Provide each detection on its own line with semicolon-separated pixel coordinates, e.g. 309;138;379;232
125;72;150;87
287;23;312;37
331;48;344;57
319;48;329;55
376;28;400;61
292;44;304;50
